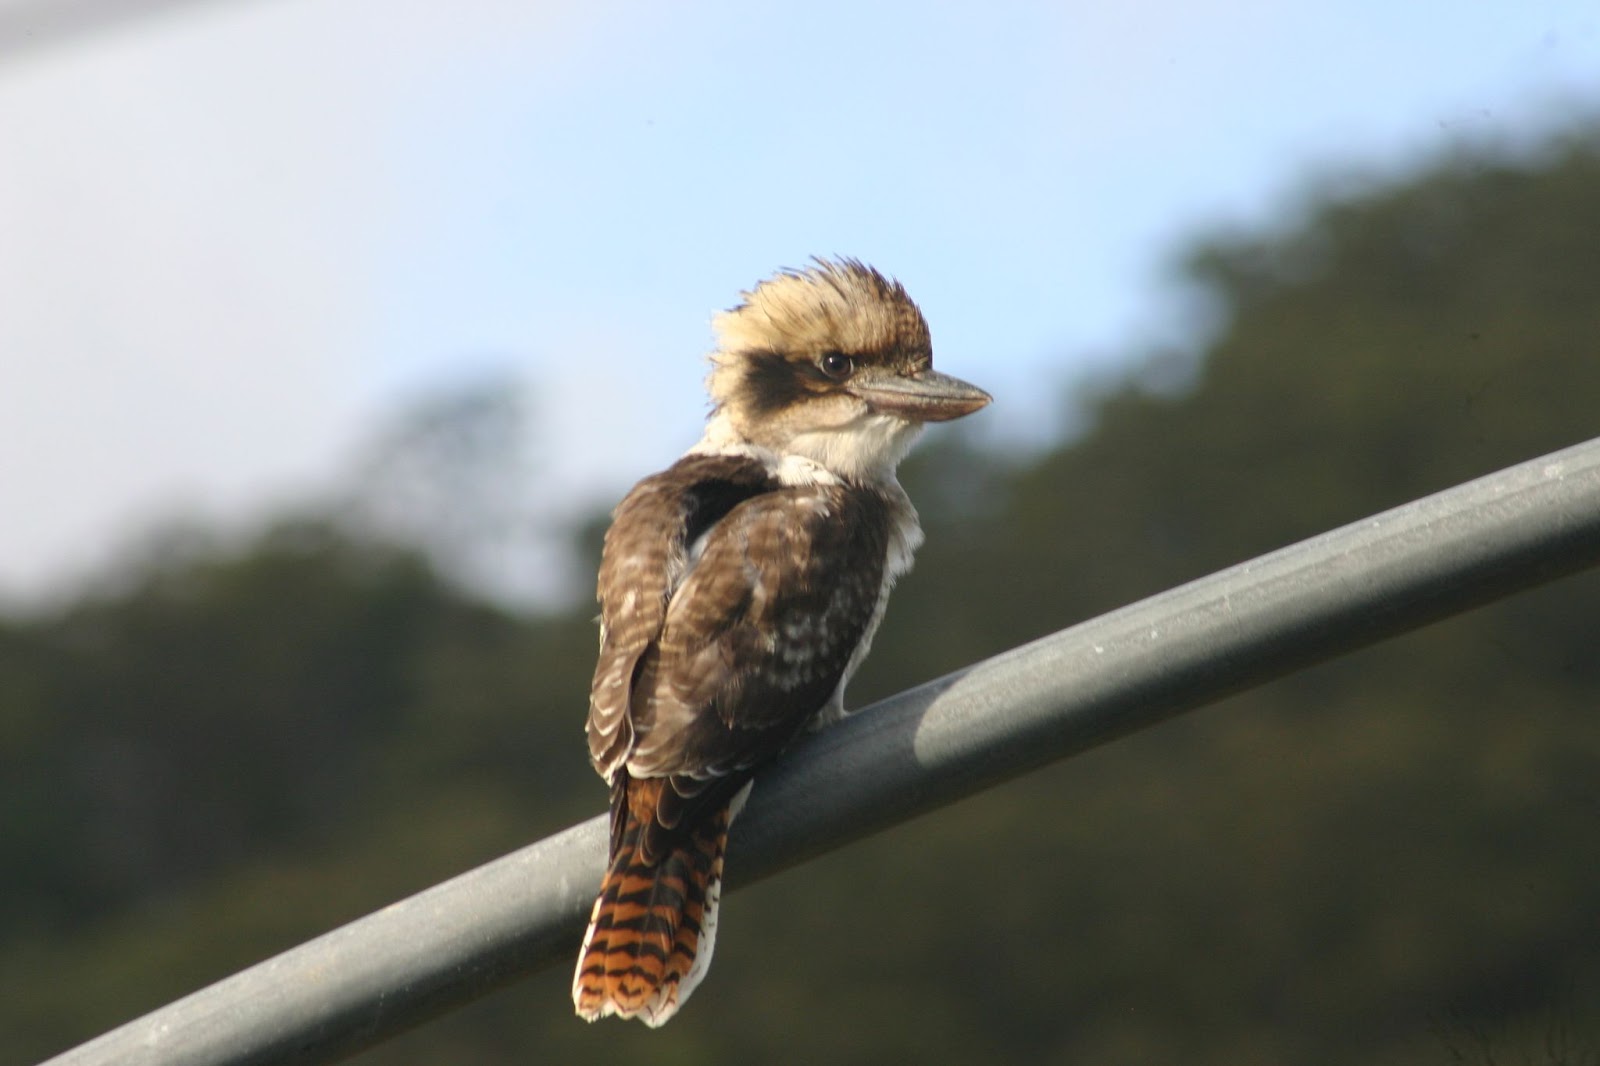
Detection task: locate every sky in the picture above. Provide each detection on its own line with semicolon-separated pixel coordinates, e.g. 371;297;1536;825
1;0;1598;607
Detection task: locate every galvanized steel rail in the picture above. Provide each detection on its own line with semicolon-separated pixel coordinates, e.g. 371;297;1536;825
43;435;1600;1066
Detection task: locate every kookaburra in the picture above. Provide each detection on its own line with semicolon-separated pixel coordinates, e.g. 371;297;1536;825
572;258;990;1026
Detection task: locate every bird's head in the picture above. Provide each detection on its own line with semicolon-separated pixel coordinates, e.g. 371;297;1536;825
705;258;991;482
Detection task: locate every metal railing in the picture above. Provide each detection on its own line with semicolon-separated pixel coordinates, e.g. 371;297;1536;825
0;0;220;62
43;435;1600;1066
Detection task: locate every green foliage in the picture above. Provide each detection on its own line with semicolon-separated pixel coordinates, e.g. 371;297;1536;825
5;128;1600;1064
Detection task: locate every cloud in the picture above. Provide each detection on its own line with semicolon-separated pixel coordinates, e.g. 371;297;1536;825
0;0;634;602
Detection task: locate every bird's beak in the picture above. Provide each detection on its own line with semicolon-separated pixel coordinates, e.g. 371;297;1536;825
851;368;992;423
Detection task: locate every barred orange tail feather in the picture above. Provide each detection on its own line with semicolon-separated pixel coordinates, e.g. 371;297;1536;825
572;794;731;1026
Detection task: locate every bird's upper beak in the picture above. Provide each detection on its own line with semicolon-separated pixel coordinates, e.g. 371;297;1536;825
850;368;992;423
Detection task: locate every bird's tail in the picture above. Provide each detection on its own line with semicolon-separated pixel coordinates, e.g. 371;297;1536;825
572;786;731;1027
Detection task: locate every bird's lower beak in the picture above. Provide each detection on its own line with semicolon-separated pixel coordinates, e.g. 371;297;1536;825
851;369;992;423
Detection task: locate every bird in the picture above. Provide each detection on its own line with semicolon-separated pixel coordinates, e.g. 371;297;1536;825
571;258;990;1026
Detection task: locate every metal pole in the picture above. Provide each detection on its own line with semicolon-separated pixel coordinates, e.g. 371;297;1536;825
42;436;1600;1066
0;1;222;62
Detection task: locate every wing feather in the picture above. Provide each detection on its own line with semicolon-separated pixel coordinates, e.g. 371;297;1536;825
626;483;889;780
586;454;894;858
586;455;773;778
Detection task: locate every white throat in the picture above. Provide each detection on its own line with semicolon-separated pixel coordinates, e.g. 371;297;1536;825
688;409;922;486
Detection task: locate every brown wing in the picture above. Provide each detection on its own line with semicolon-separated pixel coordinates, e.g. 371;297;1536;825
586;454;775;780
588;457;893;862
627;483;891;770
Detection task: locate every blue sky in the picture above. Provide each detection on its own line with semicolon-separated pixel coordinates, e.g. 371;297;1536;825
2;0;1598;604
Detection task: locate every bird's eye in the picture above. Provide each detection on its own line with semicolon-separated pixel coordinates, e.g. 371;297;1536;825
819;351;854;380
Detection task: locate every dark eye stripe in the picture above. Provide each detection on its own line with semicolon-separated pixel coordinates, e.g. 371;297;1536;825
743;350;807;414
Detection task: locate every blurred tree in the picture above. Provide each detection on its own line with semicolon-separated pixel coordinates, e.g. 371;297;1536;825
4;126;1600;1065
0;524;446;933
342;377;583;605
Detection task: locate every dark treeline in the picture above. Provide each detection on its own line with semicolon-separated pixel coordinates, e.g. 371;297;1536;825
5;127;1600;1064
